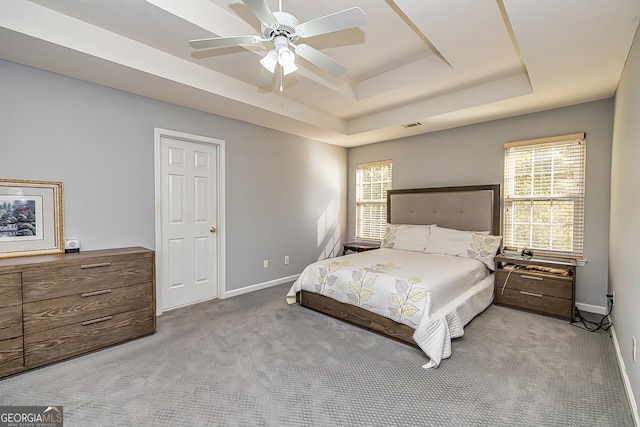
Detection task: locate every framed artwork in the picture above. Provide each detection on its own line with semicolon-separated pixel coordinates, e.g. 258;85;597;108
0;178;64;258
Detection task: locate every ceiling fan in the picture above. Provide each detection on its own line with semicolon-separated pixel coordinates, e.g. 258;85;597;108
189;0;366;80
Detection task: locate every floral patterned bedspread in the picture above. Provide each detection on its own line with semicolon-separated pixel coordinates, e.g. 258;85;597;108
287;248;494;367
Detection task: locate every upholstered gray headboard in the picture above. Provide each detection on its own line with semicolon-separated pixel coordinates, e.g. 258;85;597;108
387;185;501;234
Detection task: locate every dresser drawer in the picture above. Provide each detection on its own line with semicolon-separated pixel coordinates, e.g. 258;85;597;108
24;307;155;368
0;273;22;307
23;282;153;334
22;253;153;302
0;304;23;341
495;287;573;319
0;336;24;376
495;270;572;299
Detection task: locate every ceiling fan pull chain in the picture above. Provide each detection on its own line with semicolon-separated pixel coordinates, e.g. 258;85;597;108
279;65;284;92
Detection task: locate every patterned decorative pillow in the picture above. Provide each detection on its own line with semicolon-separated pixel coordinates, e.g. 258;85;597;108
467;233;502;270
423;226;502;270
381;224;431;252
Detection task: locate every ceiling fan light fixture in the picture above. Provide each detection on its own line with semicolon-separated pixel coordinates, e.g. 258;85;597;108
276;45;297;75
260;50;278;73
281;60;298;75
277;46;294;66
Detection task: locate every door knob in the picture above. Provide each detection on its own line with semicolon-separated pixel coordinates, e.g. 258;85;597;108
210;227;217;233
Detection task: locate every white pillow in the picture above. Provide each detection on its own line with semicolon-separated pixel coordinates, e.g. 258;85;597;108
381;224;431;252
423;226;502;270
423;226;474;257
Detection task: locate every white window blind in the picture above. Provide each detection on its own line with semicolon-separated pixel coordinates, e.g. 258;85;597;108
503;133;586;256
355;160;392;240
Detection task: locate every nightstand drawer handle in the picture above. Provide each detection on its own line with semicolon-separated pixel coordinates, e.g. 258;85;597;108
81;289;112;298
520;291;544;298
81;315;112;326
81;262;112;269
520;274;543;281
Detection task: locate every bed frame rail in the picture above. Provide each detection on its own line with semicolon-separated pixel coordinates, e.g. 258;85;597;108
298;291;418;347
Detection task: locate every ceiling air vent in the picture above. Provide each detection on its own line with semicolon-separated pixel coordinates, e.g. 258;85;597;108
403;122;422;128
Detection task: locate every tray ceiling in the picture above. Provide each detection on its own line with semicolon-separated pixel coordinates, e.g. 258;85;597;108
1;0;639;147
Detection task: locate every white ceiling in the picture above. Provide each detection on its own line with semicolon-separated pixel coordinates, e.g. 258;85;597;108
1;0;639;147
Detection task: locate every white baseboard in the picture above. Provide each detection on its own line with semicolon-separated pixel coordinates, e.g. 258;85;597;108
222;274;299;299
612;326;640;426
575;301;607;315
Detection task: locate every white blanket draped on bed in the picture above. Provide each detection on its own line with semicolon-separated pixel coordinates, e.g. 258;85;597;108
286;248;495;368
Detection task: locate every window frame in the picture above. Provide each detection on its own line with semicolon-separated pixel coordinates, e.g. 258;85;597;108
503;133;586;257
355;160;392;241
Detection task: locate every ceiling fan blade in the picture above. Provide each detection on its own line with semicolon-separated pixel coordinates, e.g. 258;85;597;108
295;7;366;38
242;0;279;29
189;35;263;50
294;44;346;77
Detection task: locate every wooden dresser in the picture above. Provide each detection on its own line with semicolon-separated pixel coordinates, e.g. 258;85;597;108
0;247;155;378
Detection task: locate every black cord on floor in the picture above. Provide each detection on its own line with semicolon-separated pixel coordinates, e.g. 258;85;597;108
571;297;613;332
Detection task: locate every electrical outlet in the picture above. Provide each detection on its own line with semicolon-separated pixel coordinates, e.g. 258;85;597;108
263;259;268;269
284;255;289;265
633;337;637;362
612;291;615;305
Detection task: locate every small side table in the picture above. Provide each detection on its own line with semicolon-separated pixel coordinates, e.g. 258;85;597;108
342;241;381;256
494;255;576;320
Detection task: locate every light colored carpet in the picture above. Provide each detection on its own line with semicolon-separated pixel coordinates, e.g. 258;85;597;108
0;283;633;426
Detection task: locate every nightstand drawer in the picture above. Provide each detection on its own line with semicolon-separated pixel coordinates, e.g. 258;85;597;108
22;253;153;302
24;307;155;368
23;282;154;334
495;270;572;299
495;288;573;319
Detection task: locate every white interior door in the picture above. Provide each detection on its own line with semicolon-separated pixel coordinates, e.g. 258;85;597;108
157;131;221;311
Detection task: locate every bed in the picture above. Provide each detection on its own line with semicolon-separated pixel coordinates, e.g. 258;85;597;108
286;184;502;368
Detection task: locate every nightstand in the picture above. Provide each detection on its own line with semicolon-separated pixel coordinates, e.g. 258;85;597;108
494;255;577;320
342;241;381;256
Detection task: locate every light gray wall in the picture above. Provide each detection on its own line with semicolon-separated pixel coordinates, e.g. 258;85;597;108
0;60;347;293
348;99;614;310
610;26;640;420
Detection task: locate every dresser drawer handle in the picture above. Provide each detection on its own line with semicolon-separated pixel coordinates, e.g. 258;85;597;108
81;316;113;326
520;274;543;281
520;291;544;298
81;289;112;298
81;262;112;269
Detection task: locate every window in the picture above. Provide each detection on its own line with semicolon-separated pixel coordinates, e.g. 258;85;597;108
355;160;392;240
503;133;586;256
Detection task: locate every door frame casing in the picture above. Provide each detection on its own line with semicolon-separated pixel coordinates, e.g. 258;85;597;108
153;128;226;316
